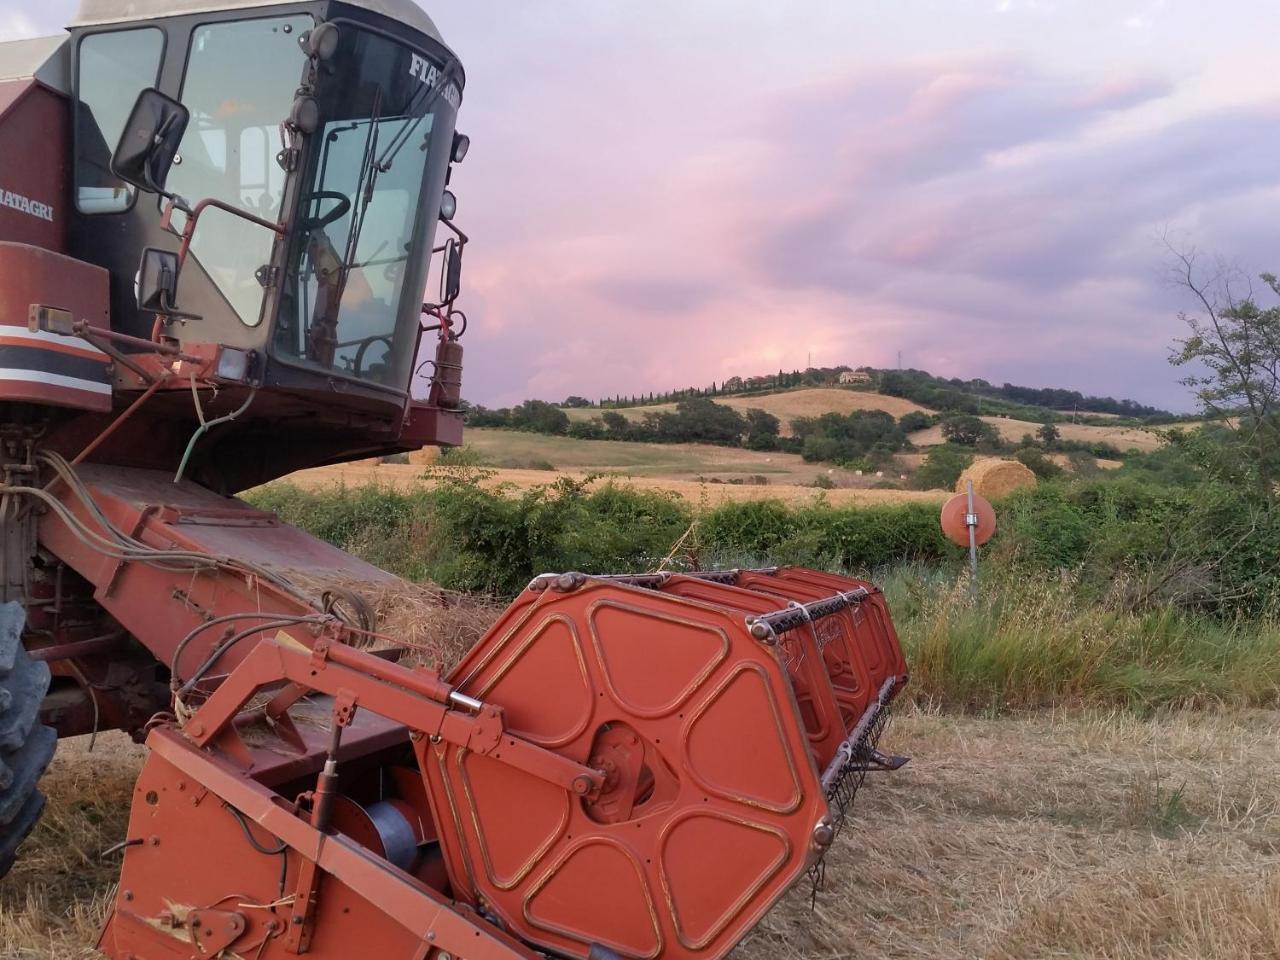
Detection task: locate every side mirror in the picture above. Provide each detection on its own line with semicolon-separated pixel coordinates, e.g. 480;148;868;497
112;88;190;195
443;239;463;304
135;248;180;313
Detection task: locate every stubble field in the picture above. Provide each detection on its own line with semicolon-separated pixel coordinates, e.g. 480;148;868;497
5;708;1277;959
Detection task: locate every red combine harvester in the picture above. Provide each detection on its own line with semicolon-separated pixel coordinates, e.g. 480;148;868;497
0;3;909;957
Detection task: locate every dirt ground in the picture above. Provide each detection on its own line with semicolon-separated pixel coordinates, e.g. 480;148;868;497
4;708;1277;959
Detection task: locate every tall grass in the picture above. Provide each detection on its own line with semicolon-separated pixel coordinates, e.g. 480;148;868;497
883;566;1280;711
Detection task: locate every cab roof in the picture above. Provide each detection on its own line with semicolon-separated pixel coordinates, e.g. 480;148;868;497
70;0;447;48
0;36;70;91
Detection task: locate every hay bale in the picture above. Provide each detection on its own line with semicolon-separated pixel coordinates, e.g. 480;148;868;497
408;447;441;466
956;457;1037;499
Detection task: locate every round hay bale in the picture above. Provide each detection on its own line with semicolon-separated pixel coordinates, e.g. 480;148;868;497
956;457;1036;499
408;447;441;466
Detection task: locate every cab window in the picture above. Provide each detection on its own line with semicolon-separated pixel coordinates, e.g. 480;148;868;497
167;15;310;325
76;28;164;214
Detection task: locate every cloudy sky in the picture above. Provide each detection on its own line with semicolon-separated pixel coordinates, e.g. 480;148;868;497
4;1;1278;411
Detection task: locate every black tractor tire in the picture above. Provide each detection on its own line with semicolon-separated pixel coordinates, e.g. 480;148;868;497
0;602;55;879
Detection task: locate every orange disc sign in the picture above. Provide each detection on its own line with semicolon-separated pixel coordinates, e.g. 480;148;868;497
940;492;996;547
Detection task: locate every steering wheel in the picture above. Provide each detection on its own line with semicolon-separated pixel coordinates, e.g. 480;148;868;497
353;335;394;378
297;190;352;232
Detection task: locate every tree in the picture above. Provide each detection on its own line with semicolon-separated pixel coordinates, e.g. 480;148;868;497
653;398;748;445
940;414;997;447
466;405;511;428
792;410;907;463
898;411;931;433
1169;246;1280;500
1013;446;1063;480
744;408;781;450
601;410;630;435
568;419;604;440
508;400;570;435
911;446;974;490
1037;422;1060;447
562;395;591;408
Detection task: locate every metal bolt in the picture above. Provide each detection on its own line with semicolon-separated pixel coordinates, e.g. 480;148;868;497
812;818;835;849
427;932;436;941
123;890;134;902
187;722;204;737
571;775;593;795
552;572;585;593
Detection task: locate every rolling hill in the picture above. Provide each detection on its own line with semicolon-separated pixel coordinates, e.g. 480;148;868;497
564;387;1168;450
563;388;928;435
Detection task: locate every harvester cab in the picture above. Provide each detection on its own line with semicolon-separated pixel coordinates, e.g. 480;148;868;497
0;4;913;959
3;0;469;494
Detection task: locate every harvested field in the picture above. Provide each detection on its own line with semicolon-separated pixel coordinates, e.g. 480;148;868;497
464;428;858;482
280;462;947;507
562;389;928;434
911;416;1166;452
7;708;1278;959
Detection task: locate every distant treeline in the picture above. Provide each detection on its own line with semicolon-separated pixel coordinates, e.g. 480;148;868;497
468;398;787;449
552;364;1171;420
565;366;856;409
875;368;1170;419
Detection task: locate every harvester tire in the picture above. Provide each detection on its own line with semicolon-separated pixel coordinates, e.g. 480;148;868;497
0;602;55;879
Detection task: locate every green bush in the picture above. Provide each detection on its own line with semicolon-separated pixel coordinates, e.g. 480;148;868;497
1012;446;1063;480
912;445;973;490
249;467;1278;618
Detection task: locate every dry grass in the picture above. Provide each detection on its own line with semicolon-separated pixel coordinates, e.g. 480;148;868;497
463;429;863;483
910;417;1166;453
281;463;948;507
5;709;1278;960
742;707;1280;960
270;569;502;667
1;735;143;959
563;389;928;434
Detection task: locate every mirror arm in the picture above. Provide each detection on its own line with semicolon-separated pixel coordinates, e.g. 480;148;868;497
71;320;202;363
170;198;288;270
437;217;469;248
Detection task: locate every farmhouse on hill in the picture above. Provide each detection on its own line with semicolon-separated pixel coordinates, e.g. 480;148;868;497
839;369;872;385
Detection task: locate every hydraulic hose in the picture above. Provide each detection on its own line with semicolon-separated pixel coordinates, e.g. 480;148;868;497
174;390;256;484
